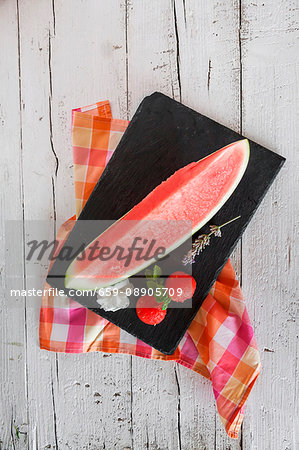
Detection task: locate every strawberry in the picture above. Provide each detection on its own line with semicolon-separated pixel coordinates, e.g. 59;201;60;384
136;295;166;325
165;271;196;303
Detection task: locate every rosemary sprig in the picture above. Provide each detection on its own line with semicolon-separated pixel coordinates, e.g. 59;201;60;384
182;216;241;265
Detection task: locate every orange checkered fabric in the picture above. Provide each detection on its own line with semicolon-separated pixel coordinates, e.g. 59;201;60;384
40;100;261;438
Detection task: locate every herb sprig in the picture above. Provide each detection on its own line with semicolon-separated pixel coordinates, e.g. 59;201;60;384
182;216;241;265
145;265;172;310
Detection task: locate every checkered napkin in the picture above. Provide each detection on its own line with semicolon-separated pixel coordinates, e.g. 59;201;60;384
40;101;261;439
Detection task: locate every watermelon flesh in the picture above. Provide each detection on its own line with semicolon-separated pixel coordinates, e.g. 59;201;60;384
65;139;250;290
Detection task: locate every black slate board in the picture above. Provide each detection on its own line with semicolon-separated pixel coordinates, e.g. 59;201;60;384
47;92;285;354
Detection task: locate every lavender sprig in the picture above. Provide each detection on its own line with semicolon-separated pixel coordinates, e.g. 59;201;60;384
182;216;241;265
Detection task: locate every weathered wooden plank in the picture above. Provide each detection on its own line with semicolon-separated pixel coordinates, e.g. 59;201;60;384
51;0;128;223
17;0;60;447
127;0;180;111
175;366;217;450
1;0;297;448
0;1;28;448
49;1;132;448
127;1;182;448
240;1;298;449
130;359;180;449
174;0;243;447
52;352;133;449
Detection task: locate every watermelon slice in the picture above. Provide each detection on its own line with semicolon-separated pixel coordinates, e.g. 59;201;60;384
65;139;250;290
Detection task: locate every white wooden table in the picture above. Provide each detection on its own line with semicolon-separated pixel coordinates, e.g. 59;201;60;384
1;1;297;449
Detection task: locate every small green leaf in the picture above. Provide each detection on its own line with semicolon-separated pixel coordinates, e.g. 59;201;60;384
154;284;166;299
153;265;162;279
146;280;157;290
161;295;172;310
14;426;20;440
158;290;168;301
145;269;153;279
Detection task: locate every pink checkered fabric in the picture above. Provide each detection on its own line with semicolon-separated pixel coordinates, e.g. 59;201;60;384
40;100;261;438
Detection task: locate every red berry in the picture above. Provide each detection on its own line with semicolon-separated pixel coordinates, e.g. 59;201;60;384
165;271;196;303
136;295;166;325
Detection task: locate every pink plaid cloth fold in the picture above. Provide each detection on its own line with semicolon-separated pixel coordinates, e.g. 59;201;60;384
40;100;261;438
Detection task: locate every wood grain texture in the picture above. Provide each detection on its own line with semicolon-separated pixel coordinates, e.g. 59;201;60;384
127;2;182;448
17;1;60;447
240;1;298;449
49;1;133;449
0;0;297;449
0;1;27;449
173;1;244;448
